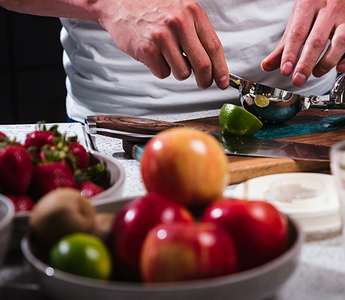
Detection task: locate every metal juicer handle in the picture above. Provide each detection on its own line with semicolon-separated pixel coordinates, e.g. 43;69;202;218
309;72;345;109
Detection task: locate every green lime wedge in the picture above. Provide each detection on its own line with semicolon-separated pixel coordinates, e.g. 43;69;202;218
219;103;263;136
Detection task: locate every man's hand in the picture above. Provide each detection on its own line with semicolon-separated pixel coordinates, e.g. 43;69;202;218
261;0;345;88
96;0;229;89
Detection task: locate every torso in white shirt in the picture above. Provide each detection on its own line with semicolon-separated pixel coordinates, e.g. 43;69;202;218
60;0;337;123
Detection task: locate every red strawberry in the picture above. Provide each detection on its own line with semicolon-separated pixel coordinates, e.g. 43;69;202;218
37;135;85;172
28;162;76;200
74;163;106;198
69;142;89;170
77;180;104;198
25;130;55;150
0;144;33;194
6;194;35;214
0;132;7;138
24;123;60;150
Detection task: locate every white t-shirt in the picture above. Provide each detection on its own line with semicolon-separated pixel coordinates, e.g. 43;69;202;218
60;0;336;123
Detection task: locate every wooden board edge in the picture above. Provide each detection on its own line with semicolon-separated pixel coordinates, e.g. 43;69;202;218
227;158;330;185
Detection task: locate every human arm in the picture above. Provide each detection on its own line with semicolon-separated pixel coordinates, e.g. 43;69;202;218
1;0;229;90
261;0;345;88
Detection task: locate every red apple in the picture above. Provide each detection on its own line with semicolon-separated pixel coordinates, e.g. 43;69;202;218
112;192;194;280
140;221;237;282
140;127;228;207
201;198;288;271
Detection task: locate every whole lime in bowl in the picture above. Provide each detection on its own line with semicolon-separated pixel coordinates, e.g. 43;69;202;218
50;232;112;280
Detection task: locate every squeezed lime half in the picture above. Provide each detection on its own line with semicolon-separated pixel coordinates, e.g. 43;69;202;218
219;103;263;136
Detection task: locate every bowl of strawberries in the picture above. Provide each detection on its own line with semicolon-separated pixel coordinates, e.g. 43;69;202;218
0;124;125;250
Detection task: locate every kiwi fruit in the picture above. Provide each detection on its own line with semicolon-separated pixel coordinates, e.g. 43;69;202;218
90;213;116;244
29;187;95;247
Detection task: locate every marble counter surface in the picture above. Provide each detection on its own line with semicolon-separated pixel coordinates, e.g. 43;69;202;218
1;124;345;300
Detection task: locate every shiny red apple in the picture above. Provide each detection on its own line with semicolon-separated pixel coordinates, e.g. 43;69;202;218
140;127;228;208
201;198;288;271
140;221;237;282
112;192;194;280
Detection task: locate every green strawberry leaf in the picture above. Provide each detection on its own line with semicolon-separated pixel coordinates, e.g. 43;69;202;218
74;163;106;183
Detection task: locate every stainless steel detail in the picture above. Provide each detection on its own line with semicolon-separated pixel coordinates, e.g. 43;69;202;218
84;116;97;134
228;72;345;124
81;125;97;151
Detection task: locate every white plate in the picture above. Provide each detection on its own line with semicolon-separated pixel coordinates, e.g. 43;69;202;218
231;173;341;240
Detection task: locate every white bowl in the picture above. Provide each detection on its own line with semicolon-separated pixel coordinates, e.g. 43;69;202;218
21;198;304;300
0;194;15;265
11;151;125;251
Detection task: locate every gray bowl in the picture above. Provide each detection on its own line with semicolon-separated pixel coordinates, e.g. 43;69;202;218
0;194;15;265
21;198;304;300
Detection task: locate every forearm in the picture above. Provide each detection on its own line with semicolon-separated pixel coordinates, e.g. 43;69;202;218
1;0;230;90
0;0;99;23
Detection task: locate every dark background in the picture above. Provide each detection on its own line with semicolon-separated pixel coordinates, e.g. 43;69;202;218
0;7;68;124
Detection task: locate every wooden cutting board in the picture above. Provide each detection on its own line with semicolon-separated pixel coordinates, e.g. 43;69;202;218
122;108;345;185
